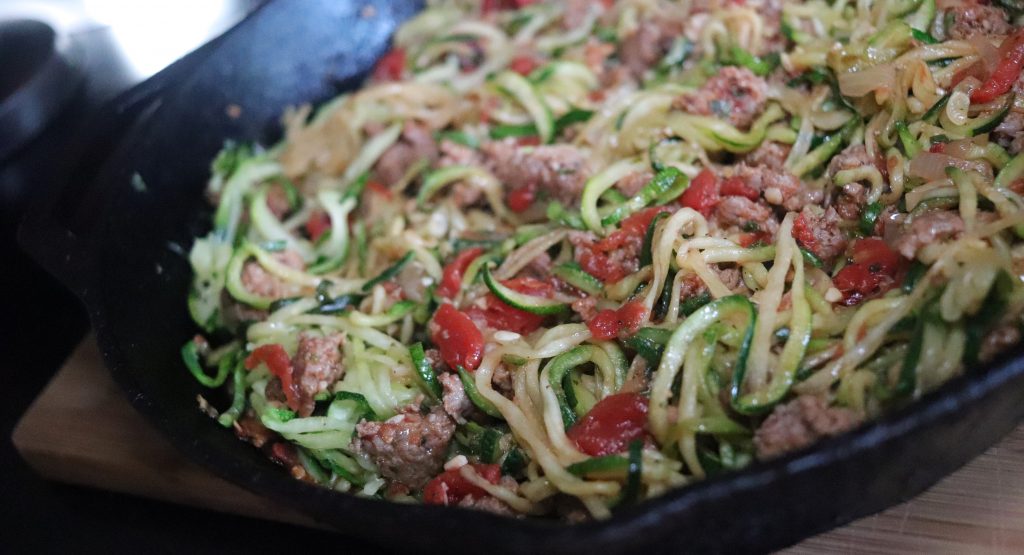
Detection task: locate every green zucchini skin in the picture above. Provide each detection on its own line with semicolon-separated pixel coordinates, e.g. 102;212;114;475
410;342;444;400
483;266;570;315
566;454;629;479
362;251;414;293
458;365;504;419
552;262;604;296
624;327;673;366
790;117;860;177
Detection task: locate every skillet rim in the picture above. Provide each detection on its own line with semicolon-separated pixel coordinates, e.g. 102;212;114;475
26;0;1024;552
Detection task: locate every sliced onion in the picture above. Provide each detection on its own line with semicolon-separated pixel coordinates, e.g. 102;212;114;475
838;63;896;98
398;261;428;302
967;35;1000;75
493;229;567;280
943;136;987;160
776;83;812;115
908;152;990;181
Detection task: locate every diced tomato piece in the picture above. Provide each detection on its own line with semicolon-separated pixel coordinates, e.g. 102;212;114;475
507;183;537;213
1010;178;1024;195
620;206;672;238
586;301;648;340
305;210;332;242
431;304;485;371
575;207;675;285
576;245;627;284
832;238;906;306
738;231;770;248
468;277;552;335
678;169;720;217
437;247;484;299
832;265;883;306
509;56;539;76
469;296;546;335
365;180;392;200
566;393;650;456
929;142;946;154
720;176;759;201
423;464;502;505
791;212;818;252
595;207;671;252
502;276;555;296
971;29;1024;104
850;237;902;271
245;344;300;412
372;48;406;82
617;301;648;331
515;135;542;147
592;233;628;253
586;310;620;341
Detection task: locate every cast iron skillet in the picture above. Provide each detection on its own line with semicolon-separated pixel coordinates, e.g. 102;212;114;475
20;1;1024;552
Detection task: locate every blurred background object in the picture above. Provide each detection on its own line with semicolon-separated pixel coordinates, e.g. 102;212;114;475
0;0;264;209
0;19;80;162
0;2;356;552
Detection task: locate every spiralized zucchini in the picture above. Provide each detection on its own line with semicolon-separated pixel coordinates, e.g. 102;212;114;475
183;0;1024;521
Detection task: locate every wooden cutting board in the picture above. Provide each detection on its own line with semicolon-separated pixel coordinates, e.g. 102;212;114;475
12;338;1024;553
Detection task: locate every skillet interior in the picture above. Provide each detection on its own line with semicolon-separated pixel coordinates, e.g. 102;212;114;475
22;0;1024;552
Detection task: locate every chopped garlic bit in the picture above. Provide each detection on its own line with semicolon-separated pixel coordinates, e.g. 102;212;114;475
824;287;842;303
494;330;522;343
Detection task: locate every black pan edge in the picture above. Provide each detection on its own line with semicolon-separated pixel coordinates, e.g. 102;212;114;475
25;1;1024;553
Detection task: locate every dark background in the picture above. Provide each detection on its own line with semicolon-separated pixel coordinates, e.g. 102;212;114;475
1;3;373;552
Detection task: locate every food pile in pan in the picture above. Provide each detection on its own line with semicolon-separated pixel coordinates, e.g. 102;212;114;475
182;0;1024;519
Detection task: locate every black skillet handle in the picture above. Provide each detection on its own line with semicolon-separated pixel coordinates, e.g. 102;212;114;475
17;86;164;301
16;8;256;300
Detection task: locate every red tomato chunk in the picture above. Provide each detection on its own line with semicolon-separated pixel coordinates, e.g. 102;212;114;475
506;183;537;213
578;207;674;284
678;168;720;217
720;176;759;201
423;464;502;505
305;210;332;242
437;247;484;299
971;29;1024;104
567;393;650;456
372;48;406;81
245;344;300;412
431;304;485;371
587;301;648;340
365;180;392;200
791;212;818;253
509;56;539;76
832;238;905;306
468;277;552;335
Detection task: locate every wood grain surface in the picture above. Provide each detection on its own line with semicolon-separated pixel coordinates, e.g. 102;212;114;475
12;338;1024;553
